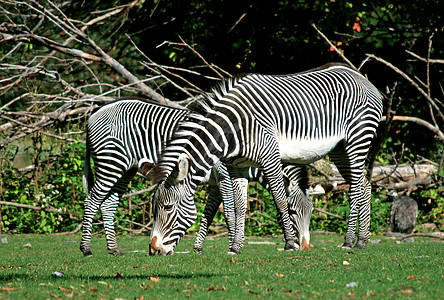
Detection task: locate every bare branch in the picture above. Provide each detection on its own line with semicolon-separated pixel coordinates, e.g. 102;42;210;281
380;115;444;141
311;23;358;72
367;53;444;123
405;50;444;64
0;200;80;221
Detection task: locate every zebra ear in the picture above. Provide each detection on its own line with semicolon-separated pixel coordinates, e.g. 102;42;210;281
139;158;155;177
176;154;191;182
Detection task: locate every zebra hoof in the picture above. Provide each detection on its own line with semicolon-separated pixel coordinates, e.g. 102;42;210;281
108;248;124;256
284;240;299;251
82;251;93;257
193;247;203;255
80;246;92;257
227;248;241;255
353;241;366;249
341;243;353;250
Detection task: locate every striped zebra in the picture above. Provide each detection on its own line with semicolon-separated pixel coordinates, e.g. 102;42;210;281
80;98;312;256
150;63;383;255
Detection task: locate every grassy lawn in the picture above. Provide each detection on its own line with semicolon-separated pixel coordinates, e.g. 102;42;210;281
0;233;442;299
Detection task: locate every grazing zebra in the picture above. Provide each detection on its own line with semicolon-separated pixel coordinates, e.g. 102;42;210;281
80;98;312;256
150;63;383;255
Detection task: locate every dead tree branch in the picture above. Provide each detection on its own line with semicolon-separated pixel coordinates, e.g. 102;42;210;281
0;1;225;149
0;200;80;221
405;50;444;64
380;115;444;141
311;23;358;72
366;54;444;123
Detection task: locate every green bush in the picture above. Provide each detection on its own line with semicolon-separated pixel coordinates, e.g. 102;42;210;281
1;135;442;236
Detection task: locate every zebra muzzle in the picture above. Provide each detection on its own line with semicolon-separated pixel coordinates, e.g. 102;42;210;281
149;236;160;255
300;236;312;251
149;236;174;256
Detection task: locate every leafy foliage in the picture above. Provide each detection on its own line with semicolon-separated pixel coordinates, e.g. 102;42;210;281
1;130;443;235
1;0;443;235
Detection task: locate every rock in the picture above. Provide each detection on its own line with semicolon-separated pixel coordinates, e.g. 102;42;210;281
346;282;358;288
370;239;381;244
419;223;437;231
0;235;8;244
389;194;418;234
52;271;66;277
403;237;415;243
23;243;32;248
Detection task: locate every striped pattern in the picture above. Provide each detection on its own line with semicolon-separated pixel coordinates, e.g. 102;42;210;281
80;99;188;256
193;164;313;254
80;98;312;256
151;64;383;255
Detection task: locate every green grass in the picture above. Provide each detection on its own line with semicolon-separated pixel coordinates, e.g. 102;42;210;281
0;233;443;299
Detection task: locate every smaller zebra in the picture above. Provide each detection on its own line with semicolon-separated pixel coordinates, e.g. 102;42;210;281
81;98;312;256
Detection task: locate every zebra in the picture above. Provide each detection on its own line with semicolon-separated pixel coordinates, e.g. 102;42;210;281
80;98;312;256
150;63;383;256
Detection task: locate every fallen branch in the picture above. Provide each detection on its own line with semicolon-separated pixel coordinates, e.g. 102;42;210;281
385;177;433;191
310;230;337;235
48;224;82;236
0;201;80;221
401;232;444;240
313;207;344;219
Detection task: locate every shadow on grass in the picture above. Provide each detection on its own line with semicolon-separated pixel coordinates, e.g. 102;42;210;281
0;271;226;281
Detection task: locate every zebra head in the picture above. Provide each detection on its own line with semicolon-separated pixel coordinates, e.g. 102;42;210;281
287;186;313;251
150;154;198;256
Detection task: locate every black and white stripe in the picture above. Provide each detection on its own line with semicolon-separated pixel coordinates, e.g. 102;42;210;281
193;164;313;254
80;98;311;256
151;64;383;255
80;98;188;256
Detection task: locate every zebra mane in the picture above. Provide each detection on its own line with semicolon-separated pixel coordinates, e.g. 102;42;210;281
151;148;174;184
186;74;247;115
152;76;248;184
91;96;188;115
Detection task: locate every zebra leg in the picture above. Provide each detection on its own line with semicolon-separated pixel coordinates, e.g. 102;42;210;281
101;169;137;256
228;175;249;254
80;194;100;256
218;166;236;253
330;149;369;249
354;177;371;249
80;180;111;256
261;159;298;251
193;185;223;255
101;192;123;256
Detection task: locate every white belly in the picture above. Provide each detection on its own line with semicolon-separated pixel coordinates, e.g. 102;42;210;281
279;135;343;163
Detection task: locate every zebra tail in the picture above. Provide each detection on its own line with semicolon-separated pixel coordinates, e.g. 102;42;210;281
83;134;94;194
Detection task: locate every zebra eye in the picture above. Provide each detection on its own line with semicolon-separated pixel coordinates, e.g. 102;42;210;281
163;204;174;210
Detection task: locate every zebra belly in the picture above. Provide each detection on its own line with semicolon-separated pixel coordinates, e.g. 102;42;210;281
279;135;343;164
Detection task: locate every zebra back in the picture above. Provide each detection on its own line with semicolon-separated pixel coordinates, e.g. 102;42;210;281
87;98;189;171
